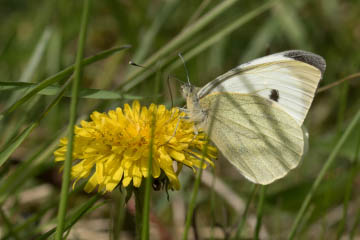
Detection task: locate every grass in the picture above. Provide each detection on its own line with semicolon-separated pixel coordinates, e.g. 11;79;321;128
1;0;360;239
55;0;91;239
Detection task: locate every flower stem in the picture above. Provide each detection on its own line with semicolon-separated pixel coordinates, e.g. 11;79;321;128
134;185;145;240
141;113;155;240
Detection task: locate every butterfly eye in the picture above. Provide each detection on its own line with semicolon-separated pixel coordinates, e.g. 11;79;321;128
181;84;193;95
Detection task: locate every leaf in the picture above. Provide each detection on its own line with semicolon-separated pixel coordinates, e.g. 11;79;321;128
0;45;131;118
124;185;134;205
36;194;102;240
0;82;143;100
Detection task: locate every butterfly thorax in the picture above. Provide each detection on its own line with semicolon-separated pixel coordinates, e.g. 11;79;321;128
181;84;207;126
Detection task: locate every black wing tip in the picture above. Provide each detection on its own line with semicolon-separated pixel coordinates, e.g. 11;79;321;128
282;50;326;77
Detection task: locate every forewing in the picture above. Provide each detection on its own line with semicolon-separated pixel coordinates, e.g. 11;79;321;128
200;93;304;185
197;50;326;125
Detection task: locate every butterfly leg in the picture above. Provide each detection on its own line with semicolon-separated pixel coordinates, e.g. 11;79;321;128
166;106;200;143
178;106;203;141
189;125;200;143
165;112;183;144
178;107;189;114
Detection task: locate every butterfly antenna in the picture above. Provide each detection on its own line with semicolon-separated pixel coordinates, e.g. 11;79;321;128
178;53;191;85
169;74;186;85
167;75;174;109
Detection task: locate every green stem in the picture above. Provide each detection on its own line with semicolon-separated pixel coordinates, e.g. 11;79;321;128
350;206;360;240
112;190;126;240
235;184;258;239
288;108;360;239
141;111;156;240
134;186;145;240
38;194;101;240
0;207;21;240
210;168;216;240
337;124;360;239
254;186;266;240
55;1;91;239
182;164;204;240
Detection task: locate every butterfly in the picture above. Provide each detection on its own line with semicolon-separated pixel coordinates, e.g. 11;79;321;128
181;50;326;184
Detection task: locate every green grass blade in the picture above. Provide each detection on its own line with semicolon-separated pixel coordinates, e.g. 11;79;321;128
0;30;15;58
0;45;130;118
0;93;43;146
167;0;277;73
336;123;360;239
240;19;277;62
350;206;360;240
183;0;212;29
37;194;101;240
131;0;180;64
337;83;349;135
182;160;205;240
0;207;21;240
46;29;62;75
0;123;38;167
123;0;277;92
55;0;91;239
235;184;258;238
19;28;52;83
254;186;266;240
1;182;88;240
288;108;360;240
210;168;216;240
122;0;240;88
3;27;52;111
273;2;308;48
0;132;61;204
0;78;71;167
0;81;144;100
1;201;55;240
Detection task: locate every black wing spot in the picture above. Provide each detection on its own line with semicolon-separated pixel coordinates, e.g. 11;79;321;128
283;50;326;77
269;89;279;102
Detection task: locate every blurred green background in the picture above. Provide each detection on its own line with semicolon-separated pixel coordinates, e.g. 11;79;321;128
1;0;360;239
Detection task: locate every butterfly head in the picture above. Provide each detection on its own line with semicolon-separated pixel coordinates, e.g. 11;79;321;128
181;83;195;98
181;83;201;104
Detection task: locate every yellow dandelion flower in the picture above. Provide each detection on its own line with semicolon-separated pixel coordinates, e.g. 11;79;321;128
54;101;216;193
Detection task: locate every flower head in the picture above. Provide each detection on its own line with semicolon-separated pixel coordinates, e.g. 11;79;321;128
54;101;216;193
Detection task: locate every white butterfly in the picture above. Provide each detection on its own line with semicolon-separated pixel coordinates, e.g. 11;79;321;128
182;50;326;185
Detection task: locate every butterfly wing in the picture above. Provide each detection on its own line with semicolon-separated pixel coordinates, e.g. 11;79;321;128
197;50;326;125
200;93;304;185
